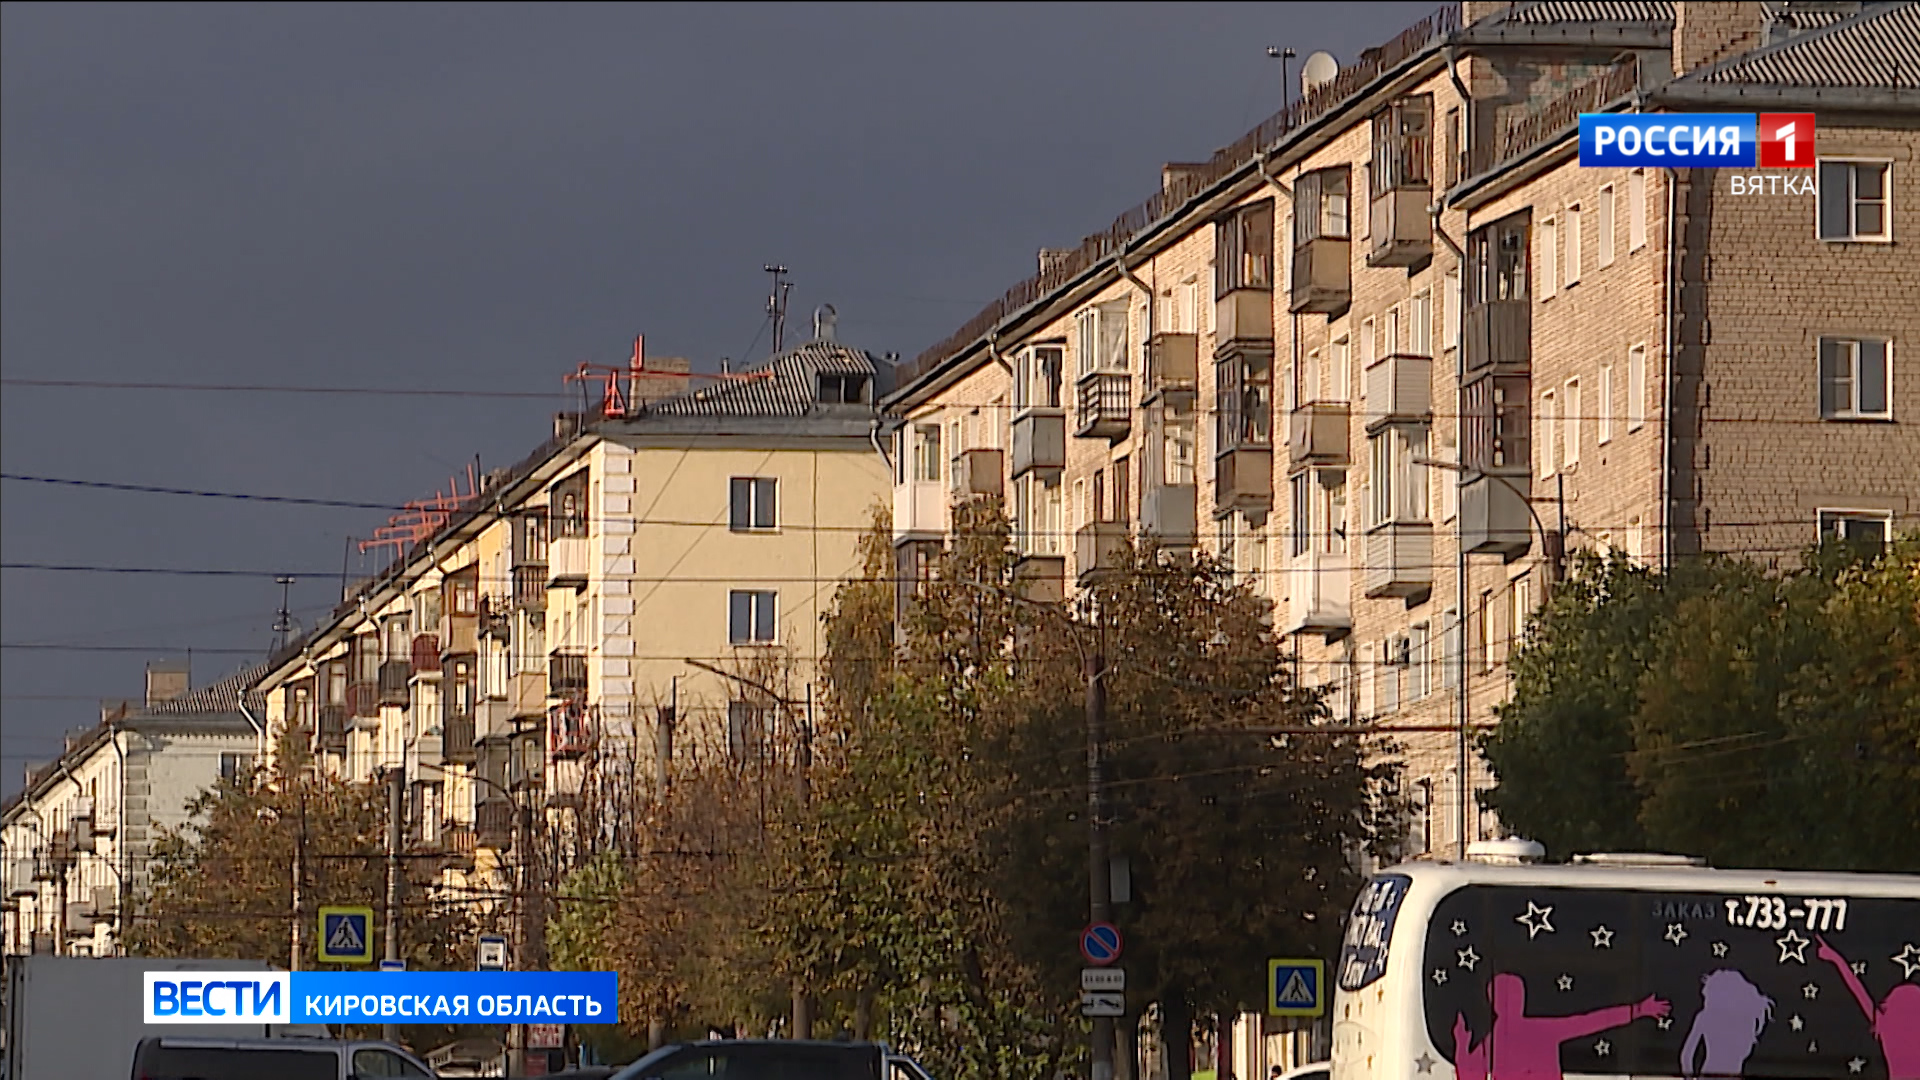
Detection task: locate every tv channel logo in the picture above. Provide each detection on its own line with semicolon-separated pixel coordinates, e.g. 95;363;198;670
144;971;291;1024
1580;113;1816;169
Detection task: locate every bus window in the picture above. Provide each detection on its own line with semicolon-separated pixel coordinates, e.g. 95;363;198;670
1339;874;1411;992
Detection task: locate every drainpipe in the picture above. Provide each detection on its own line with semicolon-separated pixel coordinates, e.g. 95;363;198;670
1431;199;1474;859
988;330;1012;376
1113;253;1153;338
869;419;893;474
1661;166;1680;572
238;699;268;765
1445;46;1471;181
109;724;127;954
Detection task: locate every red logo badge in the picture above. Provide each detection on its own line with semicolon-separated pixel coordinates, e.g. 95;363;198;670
1757;113;1816;168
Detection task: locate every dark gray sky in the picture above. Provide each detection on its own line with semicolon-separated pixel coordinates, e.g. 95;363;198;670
1;1;1435;795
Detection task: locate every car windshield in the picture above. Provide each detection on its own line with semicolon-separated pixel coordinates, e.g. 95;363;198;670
608;1046;684;1080
132;1045;339;1080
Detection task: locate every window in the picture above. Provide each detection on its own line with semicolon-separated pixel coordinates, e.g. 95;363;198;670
1597;364;1615;445
1564;203;1582;286
1538;217;1558;298
1215;351;1273;450
1410;290;1433;357
1164;420;1196;485
1371;95;1433;194
817;373;868;404
1818;337;1892;419
1293;168;1351;248
1384;305;1401;358
1511;573;1534;647
1818;160;1891;241
1112;457;1131;524
727;701;767;764
1359;317;1376;369
729;477;777;531
218;753;253;782
448;568;478;618
1216;200;1277;296
1477;589;1495;674
1367;428;1430;527
1538;390;1558;478
1358;643;1376;718
1818;510;1892;547
1598;185;1617;267
1181;279;1200;334
352;1048;434;1078
1628;169;1648;250
1015;345;1065;411
1379;635;1404;715
1445;105;1464;187
1299;348;1321;409
1562;378;1581;469
911;424;942;483
1462;374;1532;473
727;590;777;644
1331;336;1351;402
1437;430;1458;522
1625;515;1644;566
1076;301;1130;377
1410;622;1432;700
1440;607;1461;691
1627;344;1648;431
1443;270;1461;351
550;471;589;539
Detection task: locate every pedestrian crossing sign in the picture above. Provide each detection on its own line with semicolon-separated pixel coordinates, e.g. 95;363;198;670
319;906;375;964
1266;958;1325;1018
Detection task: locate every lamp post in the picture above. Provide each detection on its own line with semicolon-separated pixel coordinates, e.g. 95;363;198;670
1414;457;1565;858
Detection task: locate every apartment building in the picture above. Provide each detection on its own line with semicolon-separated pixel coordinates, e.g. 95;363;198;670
886;0;1916;882
252;324;894;901
0;662;265;957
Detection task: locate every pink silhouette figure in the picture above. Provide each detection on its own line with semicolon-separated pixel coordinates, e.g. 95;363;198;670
1818;936;1920;1080
1681;969;1774;1078
1454;973;1670;1080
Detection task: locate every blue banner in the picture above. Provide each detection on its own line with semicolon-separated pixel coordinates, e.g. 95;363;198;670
289;971;618;1024
1580;113;1756;168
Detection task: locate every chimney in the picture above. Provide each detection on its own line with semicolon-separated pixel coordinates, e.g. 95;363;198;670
1673;1;1767;76
1161;163;1211;196
629;355;692;406
1038;248;1074;277
145;661;189;708
813;304;838;342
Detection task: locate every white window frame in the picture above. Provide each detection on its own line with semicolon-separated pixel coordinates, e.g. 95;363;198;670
1564;203;1582;287
1368;428;1431;527
1627;344;1648;432
1359;317;1377;369
1817;508;1894;547
1410;290;1433;358
729;476;778;532
1597;364;1615;445
911;423;942;483
1538;389;1558;479
1511;572;1534;647
1331;335;1352;403
1598;184;1617;268
1443;270;1462;351
1538;216;1558;298
1818;336;1894;420
727;590;778;645
1817;158;1893;243
1562;377;1581;469
1628;169;1648;251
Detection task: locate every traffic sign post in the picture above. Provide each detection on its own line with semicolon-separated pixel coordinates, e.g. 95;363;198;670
1080;992;1125;1018
318;906;375;965
1081;968;1125;992
380;959;406;972
1266;958;1325;1018
1080;922;1123;967
477;934;510;971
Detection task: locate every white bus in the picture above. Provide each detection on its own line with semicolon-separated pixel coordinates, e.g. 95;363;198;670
1331;843;1920;1080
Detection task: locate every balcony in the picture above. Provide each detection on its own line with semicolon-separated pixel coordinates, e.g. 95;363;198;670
346;681;379;721
1140;483;1198;548
549;651;588;697
411;719;444;769
1288;402;1352;466
1213;447;1274;516
441;615;477;659
476;799;515;851
1363;522;1435;599
476;698;517;743
1074;522;1129;585
317;706;348;752
1461;473;1535;558
511;671;547;718
1011;410;1066;476
87;885;117;922
892;478;946;544
1215;290;1273;347
1075;372;1132;441
378;660;410;706
510;737;545;792
1289;238;1352;315
548;535;589;590
512;563;549;610
442;824;476;872
953;447;1004;499
549;702;593;760
1282;550;1352;638
443;713;476;765
1364;352;1433;431
410;634;441;676
1463;300;1532;375
1013;553;1066;604
1143;333;1199;405
1368;188;1433;268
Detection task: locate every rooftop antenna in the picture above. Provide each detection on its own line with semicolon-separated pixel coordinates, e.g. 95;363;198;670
1267;47;1297;124
765;264;792;356
273;575;297;652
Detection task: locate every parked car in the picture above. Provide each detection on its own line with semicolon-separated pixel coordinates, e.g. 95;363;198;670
129;1036;437;1079
543;1069;619;1080
607;1040;932;1080
1275;1061;1329;1080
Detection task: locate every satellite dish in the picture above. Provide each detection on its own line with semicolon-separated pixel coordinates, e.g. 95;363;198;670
1301;51;1339;94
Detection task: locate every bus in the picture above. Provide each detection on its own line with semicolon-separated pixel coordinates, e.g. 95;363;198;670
1331;842;1920;1080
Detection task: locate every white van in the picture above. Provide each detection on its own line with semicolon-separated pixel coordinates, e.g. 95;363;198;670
130;1036;436;1079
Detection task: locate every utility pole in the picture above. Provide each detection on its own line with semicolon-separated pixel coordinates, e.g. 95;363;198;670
291;797;306;971
383;767;404;1042
1086;650;1115;1080
510;797;547;1074
765;264;792;356
273;576;297;653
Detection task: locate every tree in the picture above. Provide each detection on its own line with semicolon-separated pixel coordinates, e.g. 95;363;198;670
1483;539;1920;871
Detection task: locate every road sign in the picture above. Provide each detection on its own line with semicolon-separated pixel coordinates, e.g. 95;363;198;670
1080;992;1125;1018
1266;958;1326;1018
1082;967;1126;992
528;1023;565;1049
1080;922;1123;966
380;959;406;972
318;906;375;964
477;934;509;971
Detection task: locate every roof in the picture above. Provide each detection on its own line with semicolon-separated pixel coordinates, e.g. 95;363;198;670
139;661;272;716
1694;2;1919;88
640;339;890;420
1500;1;1673;24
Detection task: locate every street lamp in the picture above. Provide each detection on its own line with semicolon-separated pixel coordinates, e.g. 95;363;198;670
1412;457;1566;859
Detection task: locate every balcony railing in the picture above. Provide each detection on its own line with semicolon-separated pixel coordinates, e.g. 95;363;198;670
317;706;348;752
410;634;441;675
512;563;548;610
1289;238;1352;315
1214;447;1275;515
1463;300;1531;374
1363;522;1435;598
476;698;517;743
1215;290;1274;347
952;447;1004;499
1288;402;1352;466
1074;522;1129;585
476;799;515;851
549;703;593;760
892;478;946;543
442;823;476;871
1282;550;1352;637
549;652;588;697
1364;353;1433;430
1144;333;1199;404
346;681;379;719
378;660;410;706
548;536;589;590
1011;410;1066;476
1075;372;1132;441
443;713;476;764
1460;473;1534;558
1140;483;1197;548
511;671;547;718
440;615;477;659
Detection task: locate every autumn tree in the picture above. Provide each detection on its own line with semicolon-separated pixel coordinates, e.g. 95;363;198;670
1483;538;1920;871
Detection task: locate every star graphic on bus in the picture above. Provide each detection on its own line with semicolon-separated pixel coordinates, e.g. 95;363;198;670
1850;1059;1867;1073
1778;929;1811;964
1558;974;1574;991
1666;923;1688;946
1458;946;1481;971
1517;901;1555;939
1804;983;1820;1000
1590;925;1614;949
1893;944;1920;979
1433;968;1449;985
1791;1015;1804;1032
1452;920;1469;937
1712;941;1729;958
1594;1039;1612;1057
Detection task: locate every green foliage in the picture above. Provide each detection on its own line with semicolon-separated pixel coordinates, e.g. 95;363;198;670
1484;538;1920;871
